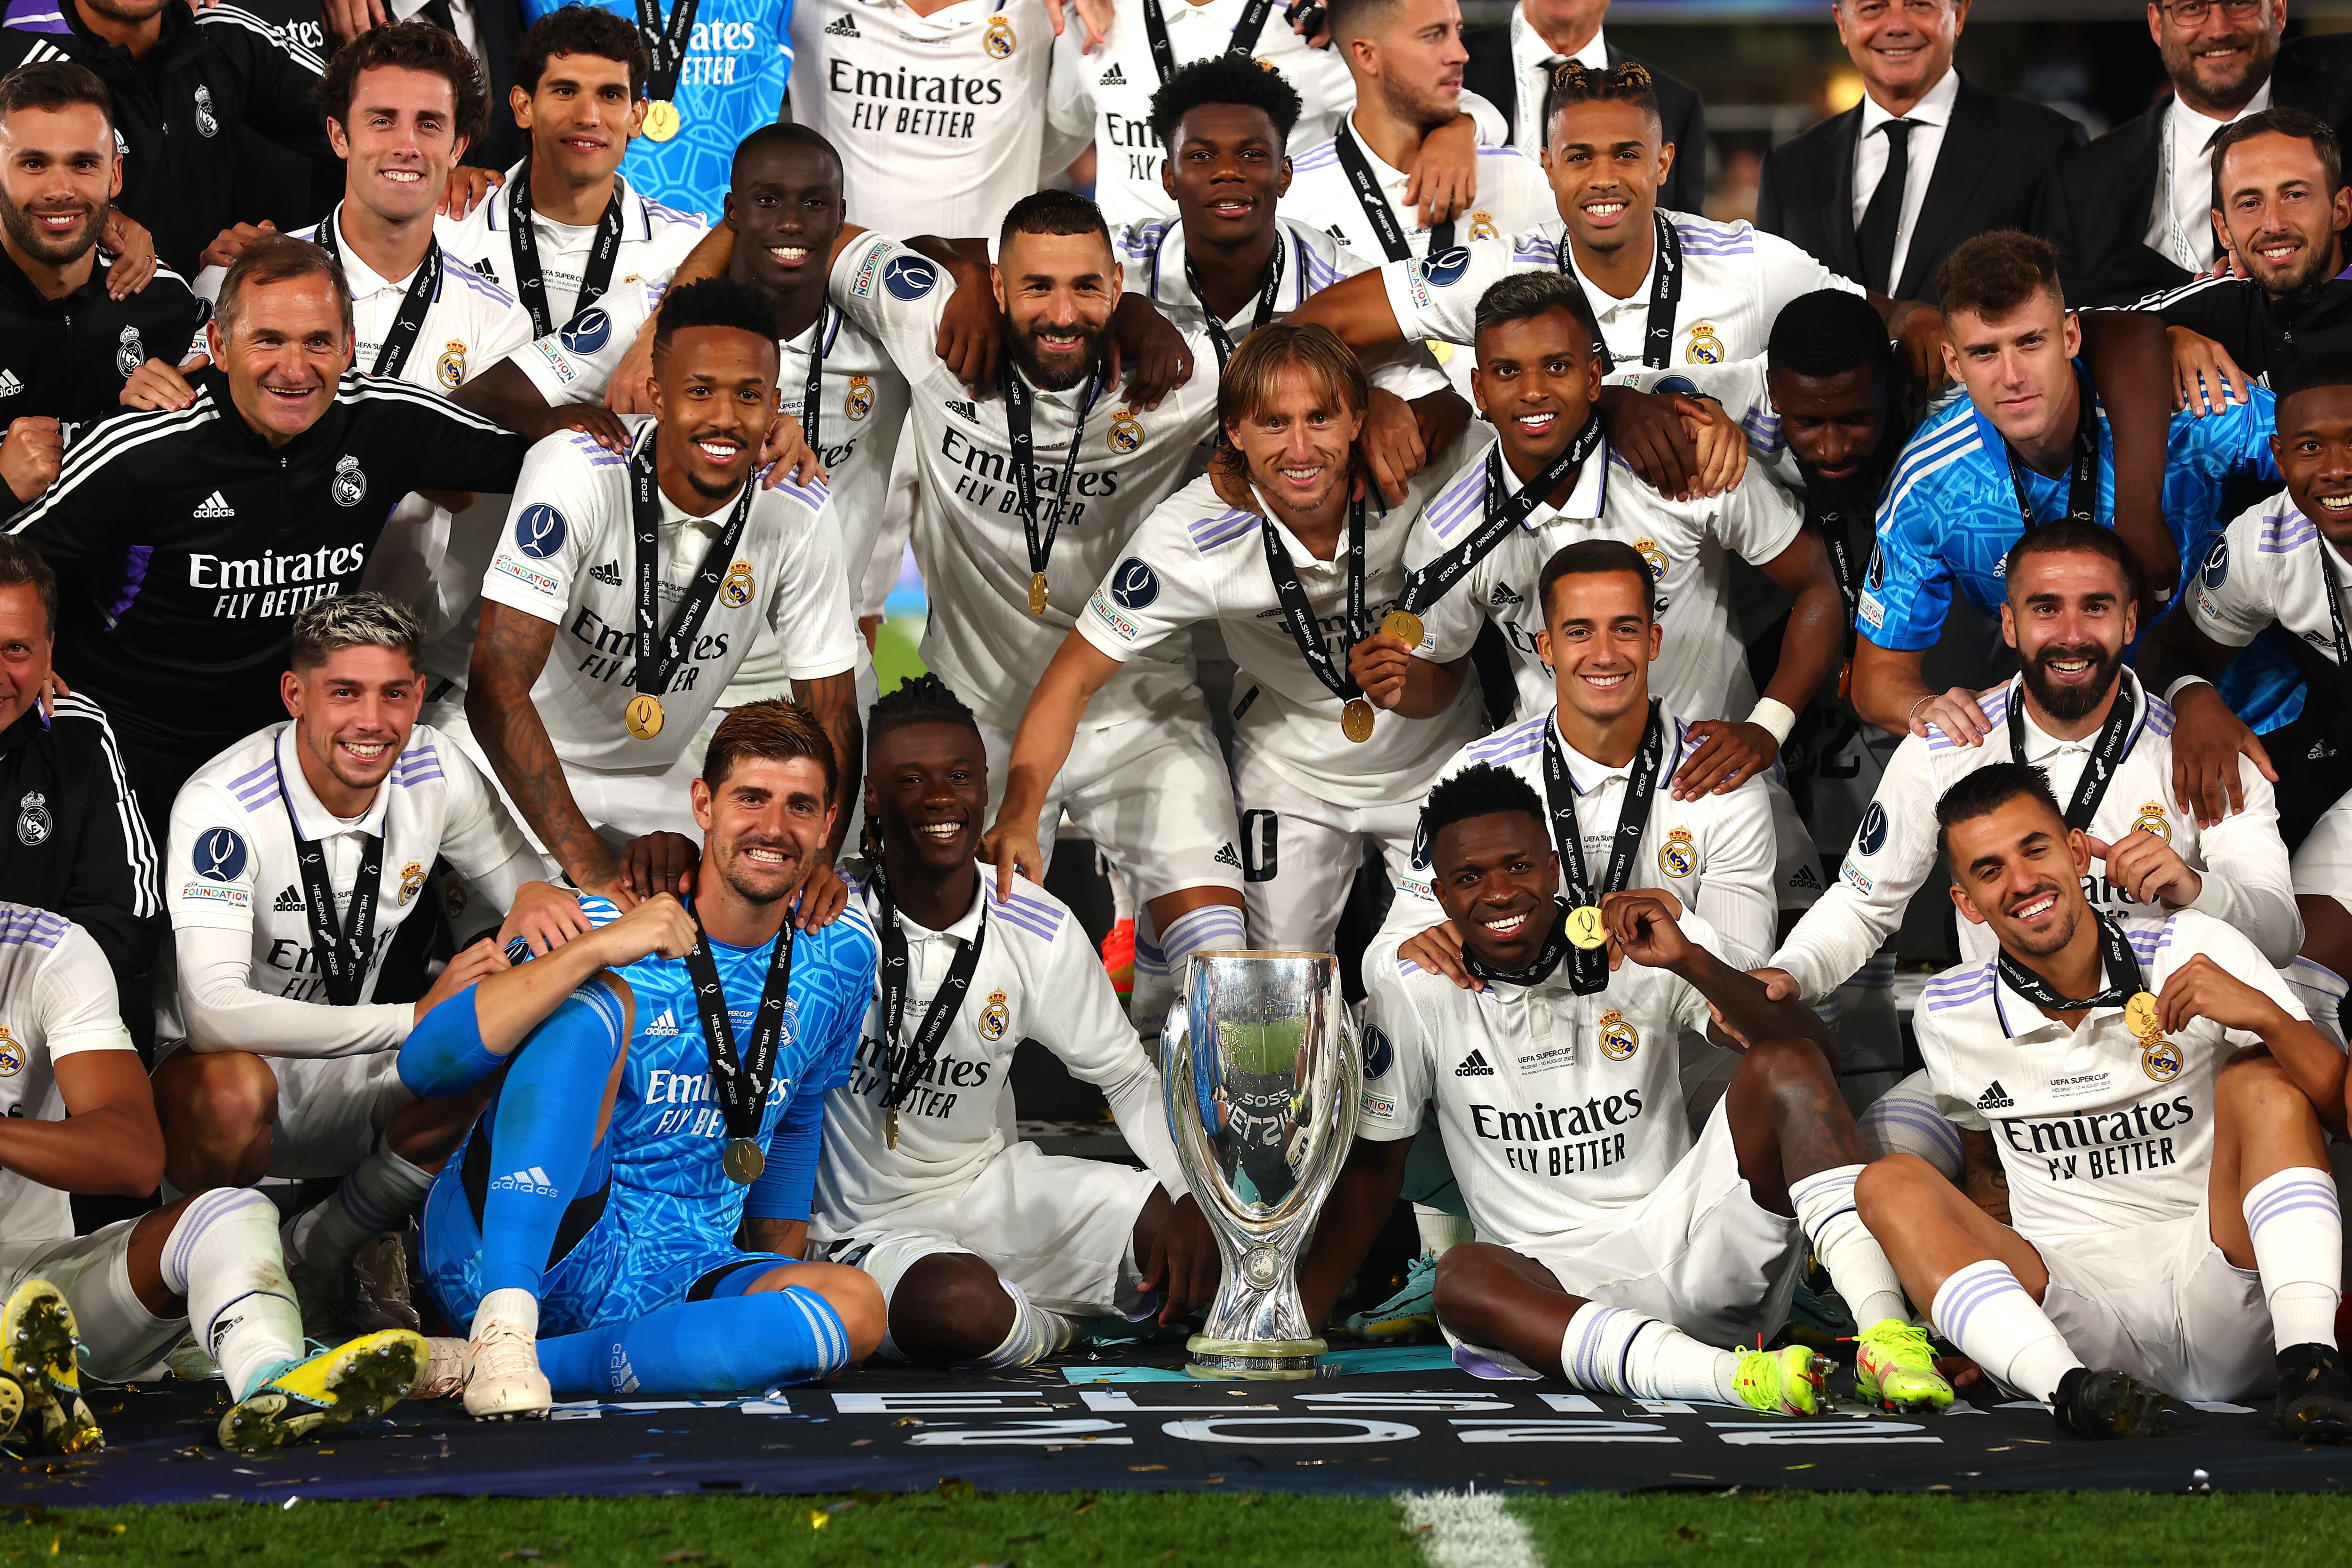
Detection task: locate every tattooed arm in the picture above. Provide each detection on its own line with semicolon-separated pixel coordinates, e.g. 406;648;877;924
467;603;630;905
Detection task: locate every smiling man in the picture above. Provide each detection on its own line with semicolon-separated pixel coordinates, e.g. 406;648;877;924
450;278;859;910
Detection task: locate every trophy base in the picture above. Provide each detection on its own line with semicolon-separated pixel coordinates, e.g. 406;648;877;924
1184;1335;1327;1380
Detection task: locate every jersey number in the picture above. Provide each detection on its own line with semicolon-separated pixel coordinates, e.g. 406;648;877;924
1240;810;1279;884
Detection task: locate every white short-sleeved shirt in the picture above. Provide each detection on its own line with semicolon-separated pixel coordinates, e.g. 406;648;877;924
162;723;527;1047
1044;0;1355;232
1407;432;1804;724
1768;677;2298;1003
1372;708;1778;971
827;233;1223;729
790;0;1073;240
2190;492;2352;661
1914;909;2302;1246
1282;130;1554;265
1357;909;1724;1247
0;905;135;1244
814;861;1185;1235
475;419;857;771
1073;455;1486;810
1381;213;1862;371
436;164;708;333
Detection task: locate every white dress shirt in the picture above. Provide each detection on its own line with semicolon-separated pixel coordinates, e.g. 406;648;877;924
2146;81;2273;271
1507;4;1606;154
1849;64;1959;295
390;0;477;58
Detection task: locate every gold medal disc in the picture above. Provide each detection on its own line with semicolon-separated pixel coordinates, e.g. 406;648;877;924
1564;904;1608;950
625;693;666;740
644;98;682;143
1027;571;1050;616
721;1138;765;1185
1341;697;1376;743
2124;990;2162;1042
1381;609;1424;647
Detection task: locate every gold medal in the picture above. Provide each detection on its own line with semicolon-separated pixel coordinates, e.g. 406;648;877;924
2124;990;2162;1042
1028;571;1050;616
1564;904;1608;950
1341;697;1376;743
1381;608;1424;647
886;1108;900;1151
721;1137;765;1185
644;98;682;143
625;693;666;740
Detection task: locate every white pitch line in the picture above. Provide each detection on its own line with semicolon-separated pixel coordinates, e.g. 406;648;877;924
1401;1489;1542;1568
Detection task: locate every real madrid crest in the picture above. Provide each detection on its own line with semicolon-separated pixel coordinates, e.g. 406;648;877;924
15;791;48;849
1633;537;1668;582
845;374;875;422
436;339;467;391
2141;1036;2183;1082
1597;1009;1638;1061
1469;209;1499;241
398;861;425;907
1684;320;1724;364
2130;799;2172;843
721;558;756;609
332;454;366;508
0;1027;21;1077
984;12;1016;56
977;987;1010;1041
444;879;467;920
115;325;144;378
1658;825;1695;879
1107;407;1143;454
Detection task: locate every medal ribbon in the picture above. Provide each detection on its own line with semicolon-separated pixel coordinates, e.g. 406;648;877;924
507;161;626;339
872;865;989;1114
1539;704;1666;995
1001;357;1105;594
1333;119;1451;260
1555;210;1680;374
1141;0;1274;84
1186;233;1285;369
313;205;440;379
1995;909;2143;1015
627;426;759;709
1461;899;1573;988
1257;491;1368;705
634;0;701;103
273;751;382;1009
682;904;794;1165
2003;669;2141;832
1397;417;1601;615
2004;365;2100;531
795;302;835;456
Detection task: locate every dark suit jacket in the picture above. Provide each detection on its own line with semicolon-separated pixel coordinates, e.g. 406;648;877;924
1754;77;2083;303
2037;32;2352;308
464;0;526;174
1461;24;1708;216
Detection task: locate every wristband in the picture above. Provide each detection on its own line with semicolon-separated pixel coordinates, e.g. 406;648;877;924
1747;697;1797;747
2163;674;2214;703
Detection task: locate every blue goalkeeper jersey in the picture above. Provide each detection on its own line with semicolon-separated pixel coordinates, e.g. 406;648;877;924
1859;372;2300;731
521;0;795;222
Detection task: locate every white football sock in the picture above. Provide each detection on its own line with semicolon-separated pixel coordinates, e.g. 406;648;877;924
473;1286;540;1339
2243;1166;2344;1351
1130;924;1172;1038
1930;1259;2081;1403
283;1138;434;1275
1414;1206;1474;1258
1138;903;1248;1039
160;1187;304;1401
1789;1163;1910;1330
1559;1302;1739;1405
959;1279;1075;1370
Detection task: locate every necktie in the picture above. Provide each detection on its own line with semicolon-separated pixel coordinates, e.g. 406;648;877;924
419;0;458;34
1855;118;1914;296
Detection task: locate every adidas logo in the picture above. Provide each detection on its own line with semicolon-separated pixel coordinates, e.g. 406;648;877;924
1099;63;1126;85
590;559;623;586
1488;581;1523;608
1788;864;1823;891
472;256;498;280
824;13;859;34
1213;843;1241;868
0;370;21;398
646;1007;680;1035
1976;1080;2013;1111
490;1164;560;1197
946;398;978;421
1455;1049;1494;1077
273;885;304;913
193;490;236;519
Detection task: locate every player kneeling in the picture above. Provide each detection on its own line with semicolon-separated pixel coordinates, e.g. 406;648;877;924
1859;764;2352;1443
1297;767;1952;1413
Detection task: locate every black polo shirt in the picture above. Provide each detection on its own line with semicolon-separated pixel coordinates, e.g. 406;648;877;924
0;247;207;435
2134;269;2352;385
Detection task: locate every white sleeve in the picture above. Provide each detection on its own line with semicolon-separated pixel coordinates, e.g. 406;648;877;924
176;924;411;1057
470;295;541;382
827;235;957;383
1072;519;1218;663
1911;1014;1991;1132
509;278;660;406
2185;764;2302;968
434;746;540;896
1754;227;1864;310
1711;462;1805;567
1038;920;1188;1198
1616;358;1780;459
35;923;132;1061
191;263;226;306
166;779;259;937
1356;967;1435;1142
1689;776;1775;970
2165;914;2309;1051
1379;238;1521;348
2186;504;2281;652
1364;340;1453;401
1045;20;1096;144
764;486;859;680
1769;740;1943;1000
478;433;603;622
1459;88;1508;145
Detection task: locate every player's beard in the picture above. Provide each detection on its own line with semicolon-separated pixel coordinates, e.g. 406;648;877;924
2244;224;2336;298
1005;317;1109;393
0;196;101;269
712;828;814;910
1379;71;1460;139
1999;883;2078;961
2019;639;2122;725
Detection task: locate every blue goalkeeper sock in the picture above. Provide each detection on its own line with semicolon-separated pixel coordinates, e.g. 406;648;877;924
397;988;504;1098
537;1288;853;1396
477;985;627;1297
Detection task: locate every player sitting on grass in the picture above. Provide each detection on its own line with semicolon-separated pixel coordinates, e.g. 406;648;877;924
1859;764;2352;1443
1295;764;1953;1413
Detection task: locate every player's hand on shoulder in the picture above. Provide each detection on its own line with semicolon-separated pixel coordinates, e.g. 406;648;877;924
935;263;1005;393
1362;388;1427;506
497;879;593;957
592;892;699;966
97;208;157;297
759;411;828;489
1106;294;1192;411
1602;889;1687;970
2156;951;2288;1037
120;353;207;413
1399;919;1475;991
1401;114;1476;230
1;417;63;504
980;813;1048;899
412;935;510;1025
1669;718;1775;799
794;859;850;932
2085;830;2201;908
1909;685;1992;746
2167;682;2272;827
2168;325;2250;416
605;327;659;415
1593;386;1700;501
438;164;504;220
619;832;700;903
199;219;275;273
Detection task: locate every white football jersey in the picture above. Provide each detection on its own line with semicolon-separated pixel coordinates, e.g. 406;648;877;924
1282;131;1553;265
791;0;1074;239
436;164;707;332
814;862;1185;1235
1381;213;1861;371
0;905;136;1244
468;420;857;772
2189;492;2352;664
1768;677;2297;1003
827;233;1223;729
1372;708;1777;972
1407;432;1804;724
1914;909;2300;1246
1044;0;1355;231
162;723;531;1056
1074;455;1484;811
1617;358;1802;490
1358;908;1727;1247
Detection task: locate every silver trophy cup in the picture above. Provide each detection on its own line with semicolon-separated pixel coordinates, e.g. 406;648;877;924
1162;950;1361;1379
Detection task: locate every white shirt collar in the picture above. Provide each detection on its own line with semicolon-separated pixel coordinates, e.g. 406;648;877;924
1859;63;1960;135
2172;77;2274;143
1520;438;1611;527
274;724;392;843
1512;5;1605;72
1547;708;1653;797
889;874;987;946
2005;673;2141;764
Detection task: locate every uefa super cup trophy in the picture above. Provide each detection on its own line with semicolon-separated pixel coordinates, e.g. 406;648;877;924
1162;950;1361;1379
